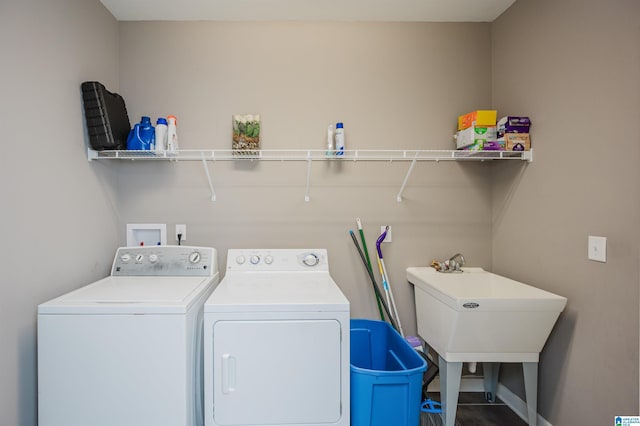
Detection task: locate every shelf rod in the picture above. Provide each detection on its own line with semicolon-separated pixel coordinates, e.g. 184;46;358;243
201;152;217;202
396;153;419;202
304;151;312;202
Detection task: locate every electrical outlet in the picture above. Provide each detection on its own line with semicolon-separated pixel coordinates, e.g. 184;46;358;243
380;226;392;243
588;235;606;262
176;224;187;242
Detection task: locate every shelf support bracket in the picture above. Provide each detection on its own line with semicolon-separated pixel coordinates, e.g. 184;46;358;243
201;153;217;202
524;149;533;162
87;148;98;161
304;151;312;202
396;153;418;202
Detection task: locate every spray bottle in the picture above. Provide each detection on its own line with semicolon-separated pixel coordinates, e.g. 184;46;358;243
335;122;345;156
167;115;179;154
326;124;334;156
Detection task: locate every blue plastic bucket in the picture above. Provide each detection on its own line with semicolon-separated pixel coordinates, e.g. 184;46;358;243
350;319;427;426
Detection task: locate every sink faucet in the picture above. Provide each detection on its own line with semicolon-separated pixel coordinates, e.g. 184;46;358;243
431;253;466;272
448;253;465;269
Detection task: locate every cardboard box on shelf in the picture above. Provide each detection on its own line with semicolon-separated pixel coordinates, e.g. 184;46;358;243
497;116;531;137
458;110;497;130
455;125;497;149
482;140;505;151
503;133;531;151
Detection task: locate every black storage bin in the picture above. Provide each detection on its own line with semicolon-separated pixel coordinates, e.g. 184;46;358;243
81;81;131;150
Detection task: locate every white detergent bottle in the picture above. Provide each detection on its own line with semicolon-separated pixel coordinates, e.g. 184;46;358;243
326;124;334;156
155;117;168;152
167;115;179;154
334;122;345;156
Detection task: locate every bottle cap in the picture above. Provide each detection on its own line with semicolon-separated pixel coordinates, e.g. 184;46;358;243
141;116;151;123
156;118;168;125
336;122;344;129
167;115;177;125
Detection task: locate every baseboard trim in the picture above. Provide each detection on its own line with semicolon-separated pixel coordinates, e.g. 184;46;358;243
427;377;553;426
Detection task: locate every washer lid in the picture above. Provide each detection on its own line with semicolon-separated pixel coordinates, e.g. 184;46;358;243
38;275;216;315
204;272;349;313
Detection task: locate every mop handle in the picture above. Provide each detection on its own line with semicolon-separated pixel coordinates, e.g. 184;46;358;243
377;258;389;290
357;218;384;320
376;226;405;337
375;226;388;258
356;218;373;271
381;258;404;337
349;231;399;332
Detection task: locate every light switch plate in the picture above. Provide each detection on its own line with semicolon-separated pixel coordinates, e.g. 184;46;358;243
588;235;606;262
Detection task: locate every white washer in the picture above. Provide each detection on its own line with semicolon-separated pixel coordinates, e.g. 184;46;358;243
38;246;220;426
204;249;350;426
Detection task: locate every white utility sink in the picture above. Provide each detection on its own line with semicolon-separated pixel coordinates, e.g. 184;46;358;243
406;266;566;362
406;266;567;426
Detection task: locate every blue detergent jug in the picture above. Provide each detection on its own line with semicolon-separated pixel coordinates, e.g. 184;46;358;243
127;116;155;150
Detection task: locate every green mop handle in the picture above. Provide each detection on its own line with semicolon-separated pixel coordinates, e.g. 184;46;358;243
357;218;385;320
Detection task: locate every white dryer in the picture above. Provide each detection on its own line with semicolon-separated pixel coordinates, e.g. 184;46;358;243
204;249;350;426
38;246;219;426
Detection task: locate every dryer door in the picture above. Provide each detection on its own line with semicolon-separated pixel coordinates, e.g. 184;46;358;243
212;319;342;425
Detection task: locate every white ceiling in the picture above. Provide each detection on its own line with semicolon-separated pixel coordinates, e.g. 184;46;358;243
100;0;516;22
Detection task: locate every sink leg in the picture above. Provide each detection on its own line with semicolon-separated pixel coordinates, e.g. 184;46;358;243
439;355;462;426
523;362;538;426
483;362;500;403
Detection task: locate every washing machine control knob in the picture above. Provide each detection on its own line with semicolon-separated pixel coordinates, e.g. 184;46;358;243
264;255;273;265
149;254;159;263
135;254;144;263
236;255;246;265
303;253;320;267
250;255;261;265
189;252;201;264
120;254;131;262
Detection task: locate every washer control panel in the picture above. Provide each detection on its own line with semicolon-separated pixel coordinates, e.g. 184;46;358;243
111;246;217;277
227;249;328;272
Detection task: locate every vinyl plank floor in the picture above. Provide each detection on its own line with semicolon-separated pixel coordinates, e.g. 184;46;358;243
420;392;528;426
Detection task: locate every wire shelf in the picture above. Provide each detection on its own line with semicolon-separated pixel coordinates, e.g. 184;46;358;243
87;148;532;202
89;149;532;162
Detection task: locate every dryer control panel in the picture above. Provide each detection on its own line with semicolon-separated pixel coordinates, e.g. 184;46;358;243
226;249;328;272
111;246;217;277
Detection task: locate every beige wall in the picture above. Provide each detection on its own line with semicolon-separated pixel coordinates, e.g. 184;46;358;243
117;21;496;325
0;0;121;425
3;1;639;425
492;0;640;424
